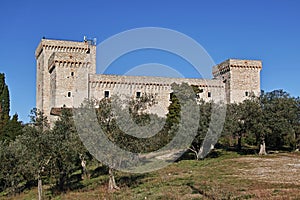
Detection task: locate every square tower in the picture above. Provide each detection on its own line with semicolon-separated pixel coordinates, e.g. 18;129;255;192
212;59;262;103
35;38;96;124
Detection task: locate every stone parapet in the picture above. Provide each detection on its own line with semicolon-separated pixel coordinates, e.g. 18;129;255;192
35;38;94;58
212;59;262;77
48;52;91;72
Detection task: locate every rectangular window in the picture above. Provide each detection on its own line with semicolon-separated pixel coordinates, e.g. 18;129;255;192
104;91;110;98
71;72;74;76
49;65;55;74
169;92;174;100
245;91;249;96
68;92;71;97
136;91;141;98
208;92;211;98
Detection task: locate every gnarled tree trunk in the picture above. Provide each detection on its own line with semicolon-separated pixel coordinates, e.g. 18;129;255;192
38;177;42;200
259;140;267;155
80;154;89;180
108;167;119;191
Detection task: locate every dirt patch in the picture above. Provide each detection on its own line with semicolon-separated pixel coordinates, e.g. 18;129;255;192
232;153;300;185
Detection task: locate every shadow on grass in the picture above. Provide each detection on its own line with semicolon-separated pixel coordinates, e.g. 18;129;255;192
217;144;258;155
67;165;146;191
67;173;85;191
117;174;146;188
91;165;109;178
178;148;225;161
236;148;257;155
51;165;110;194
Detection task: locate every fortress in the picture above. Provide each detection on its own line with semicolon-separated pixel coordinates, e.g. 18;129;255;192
35;38;262;124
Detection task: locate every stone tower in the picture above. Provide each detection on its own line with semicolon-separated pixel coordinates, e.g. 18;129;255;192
35;38;96;124
212;59;262;103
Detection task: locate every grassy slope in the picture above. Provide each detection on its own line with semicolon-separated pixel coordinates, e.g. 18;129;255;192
2;150;300;200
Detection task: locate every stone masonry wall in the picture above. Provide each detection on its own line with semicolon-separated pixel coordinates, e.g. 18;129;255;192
89;74;225;116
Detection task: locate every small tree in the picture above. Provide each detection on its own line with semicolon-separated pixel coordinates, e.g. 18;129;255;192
0;73;10;117
222;103;243;150
189;100;211;160
1;114;23;141
0;73;11;140
0;140;25;195
261;90;298;151
50;108;88;191
95;93;164;190
240;98;266;155
295;97;300;151
96;97;120;190
16;109;52;200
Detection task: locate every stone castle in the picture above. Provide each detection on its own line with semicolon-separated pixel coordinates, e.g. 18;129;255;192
35;38;262;124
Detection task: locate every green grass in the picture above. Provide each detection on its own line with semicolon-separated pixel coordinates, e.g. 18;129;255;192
2;150;300;199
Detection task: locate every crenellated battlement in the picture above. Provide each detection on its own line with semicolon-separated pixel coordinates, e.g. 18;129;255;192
48;52;91;72
212;59;262;77
89;74;224;90
211;59;262;103
35;38;95;58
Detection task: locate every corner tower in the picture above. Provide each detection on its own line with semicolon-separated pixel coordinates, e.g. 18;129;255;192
35;38;96;124
212;59;262;103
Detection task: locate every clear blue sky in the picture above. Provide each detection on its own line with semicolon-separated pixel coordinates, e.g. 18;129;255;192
0;0;299;123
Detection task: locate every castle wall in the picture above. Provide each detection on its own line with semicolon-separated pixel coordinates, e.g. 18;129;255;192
36;39;262;124
88;74;225;116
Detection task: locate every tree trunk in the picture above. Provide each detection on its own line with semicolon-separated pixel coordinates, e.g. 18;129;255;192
196;146;203;160
11;180;15;195
237;135;242;151
80;155;89;180
188;146;202;160
58;171;66;191
108;167;119;191
295;133;300;152
259;140;267;155
38;177;42;200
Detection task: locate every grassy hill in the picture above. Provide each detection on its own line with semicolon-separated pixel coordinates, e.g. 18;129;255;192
2;150;300;200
